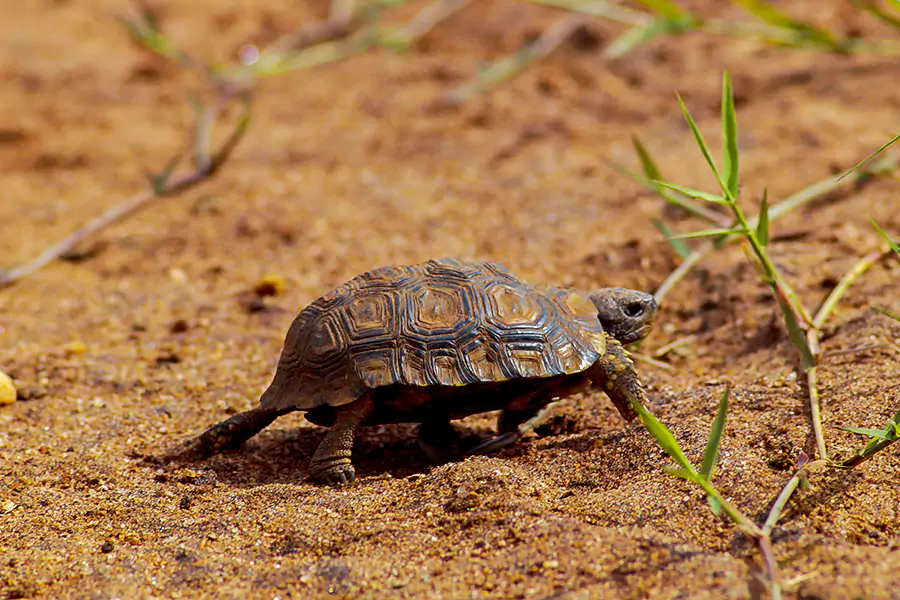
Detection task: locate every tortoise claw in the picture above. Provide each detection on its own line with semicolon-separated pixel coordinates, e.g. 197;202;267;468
312;462;357;486
160;438;210;464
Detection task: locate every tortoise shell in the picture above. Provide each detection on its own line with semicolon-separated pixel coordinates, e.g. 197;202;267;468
260;258;609;412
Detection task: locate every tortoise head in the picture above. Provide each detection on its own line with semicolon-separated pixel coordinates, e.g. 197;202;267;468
587;287;658;345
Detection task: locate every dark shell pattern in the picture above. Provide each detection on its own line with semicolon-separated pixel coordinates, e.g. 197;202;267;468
261;258;608;411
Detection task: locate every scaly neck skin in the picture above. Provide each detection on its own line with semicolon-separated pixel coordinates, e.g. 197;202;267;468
588;336;647;422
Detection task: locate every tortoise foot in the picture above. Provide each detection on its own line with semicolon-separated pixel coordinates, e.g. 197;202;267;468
161;438;210;464
310;460;357;486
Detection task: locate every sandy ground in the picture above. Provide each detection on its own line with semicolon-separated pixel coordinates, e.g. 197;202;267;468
1;0;899;598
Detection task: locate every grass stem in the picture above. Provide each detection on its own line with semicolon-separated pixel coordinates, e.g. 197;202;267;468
653;250;706;304
812;249;891;330
841;436;899;468
762;458;828;535
804;361;828;460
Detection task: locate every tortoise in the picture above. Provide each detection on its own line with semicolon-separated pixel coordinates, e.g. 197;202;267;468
176;258;658;485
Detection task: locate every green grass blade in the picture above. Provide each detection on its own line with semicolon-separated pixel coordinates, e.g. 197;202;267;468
605;159;727;225
605;20;668;58
700;385;730;481
706;495;723;516
634;135;664;181
757;189;770;246
732;0;797;28
664;466;699;481
630;399;698;475
851;0;900;31
653;219;693;259
875;305;900;322
839;135;900;181
840;426;891;439
669;227;747;240
871;219;900;256
675;95;730;200
721;71;739;199
775;291;816;370
633;0;684;19
653;181;729;204
731;0;835;46
145;153;182;196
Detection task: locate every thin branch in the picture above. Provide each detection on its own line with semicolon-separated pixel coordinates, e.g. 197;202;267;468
762;457;828;535
757;535;782;600
653;250;706;304
0;98;251;288
799;248;891;461
265;0;358;54
822;343;890;359
391;0;475;45
631;352;676;371
812;248;892;330
524;0;650;26
436;14;589;107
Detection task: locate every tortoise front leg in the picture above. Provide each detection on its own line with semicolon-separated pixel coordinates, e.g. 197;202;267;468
308;395;373;486
168;405;291;462
590;337;646;422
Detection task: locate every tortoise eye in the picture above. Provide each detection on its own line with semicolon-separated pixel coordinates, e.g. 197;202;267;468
624;302;644;318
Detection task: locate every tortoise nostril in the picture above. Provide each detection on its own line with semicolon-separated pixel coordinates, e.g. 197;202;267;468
624;302;644;318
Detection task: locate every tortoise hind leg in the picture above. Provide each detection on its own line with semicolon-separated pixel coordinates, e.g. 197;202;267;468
465;376;590;457
417;419;465;464
308;395;374;486
168;405;292;462
465;400;563;457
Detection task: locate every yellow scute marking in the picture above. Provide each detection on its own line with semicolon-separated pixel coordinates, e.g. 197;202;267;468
358;355;393;387
564;292;597;319
432;353;463;386
414;286;461;330
307;318;344;357
347;294;389;332
466;343;503;381
585;331;607;356
491;285;542;326
556;342;585;373
508;347;545;378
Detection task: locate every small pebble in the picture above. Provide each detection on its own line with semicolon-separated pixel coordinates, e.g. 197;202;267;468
2;500;16;513
0;370;15;405
62;340;87;356
254;274;287;298
100;541;114;554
